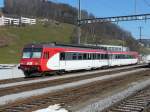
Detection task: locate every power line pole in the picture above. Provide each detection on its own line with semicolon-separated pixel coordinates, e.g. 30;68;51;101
134;0;137;14
77;0;81;44
139;26;143;42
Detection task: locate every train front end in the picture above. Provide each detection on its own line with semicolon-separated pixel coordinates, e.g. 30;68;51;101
19;45;43;77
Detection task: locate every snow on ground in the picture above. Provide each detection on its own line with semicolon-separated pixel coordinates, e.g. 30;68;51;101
0;65;25;80
33;104;68;112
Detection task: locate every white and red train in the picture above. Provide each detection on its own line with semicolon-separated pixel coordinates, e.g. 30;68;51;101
19;43;139;77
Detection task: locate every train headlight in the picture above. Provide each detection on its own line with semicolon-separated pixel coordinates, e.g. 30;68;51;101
27;62;33;65
35;62;39;65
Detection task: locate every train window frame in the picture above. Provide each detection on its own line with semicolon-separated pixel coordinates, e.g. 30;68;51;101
78;53;83;60
65;52;73;60
83;53;88;60
72;53;77;60
93;53;96;60
97;54;100;59
101;54;104;60
104;54;108;59
88;54;91;60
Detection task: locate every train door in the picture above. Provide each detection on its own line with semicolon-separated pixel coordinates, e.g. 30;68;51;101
51;50;60;70
42;50;50;71
59;52;66;70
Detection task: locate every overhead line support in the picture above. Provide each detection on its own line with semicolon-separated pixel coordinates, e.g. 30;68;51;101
79;13;150;25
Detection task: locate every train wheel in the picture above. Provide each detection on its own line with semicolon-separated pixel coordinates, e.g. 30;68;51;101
24;71;32;78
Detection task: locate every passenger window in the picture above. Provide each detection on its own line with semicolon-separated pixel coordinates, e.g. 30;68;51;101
78;53;83;60
104;54;108;59
83;53;87;60
97;54;100;59
73;53;77;60
65;53;72;60
93;54;96;60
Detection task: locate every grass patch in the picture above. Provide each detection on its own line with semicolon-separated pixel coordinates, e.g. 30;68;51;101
0;23;75;63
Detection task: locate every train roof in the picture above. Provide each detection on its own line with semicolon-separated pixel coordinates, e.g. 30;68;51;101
23;43;138;55
24;43;107;51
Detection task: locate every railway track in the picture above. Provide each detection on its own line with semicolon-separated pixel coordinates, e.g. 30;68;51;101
0;65;146;98
104;86;150;112
0;66;149;112
0;64;145;85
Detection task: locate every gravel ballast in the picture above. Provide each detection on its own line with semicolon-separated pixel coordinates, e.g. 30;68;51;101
77;78;150;112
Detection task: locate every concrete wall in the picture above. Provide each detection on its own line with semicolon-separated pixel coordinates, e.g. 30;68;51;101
0;65;25;80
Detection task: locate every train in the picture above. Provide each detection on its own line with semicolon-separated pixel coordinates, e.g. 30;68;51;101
19;43;139;77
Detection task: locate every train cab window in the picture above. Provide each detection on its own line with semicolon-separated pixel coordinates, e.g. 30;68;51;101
23;48;42;59
22;52;31;59
32;52;42;58
43;52;49;59
60;52;65;60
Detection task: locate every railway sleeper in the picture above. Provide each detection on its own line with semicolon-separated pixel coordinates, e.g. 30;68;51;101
5;109;21;112
11;106;28;110
132;96;150;99
121;101;144;106
117;106;143;111
111;108;139;112
125;100;145;103
21;104;35;108
119;104;144;109
127;98;145;101
133;96;150;100
31;102;43;106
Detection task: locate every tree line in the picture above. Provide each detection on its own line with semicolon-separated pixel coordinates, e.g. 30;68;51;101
3;0;94;24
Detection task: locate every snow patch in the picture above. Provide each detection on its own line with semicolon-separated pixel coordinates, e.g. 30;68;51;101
33;104;68;112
